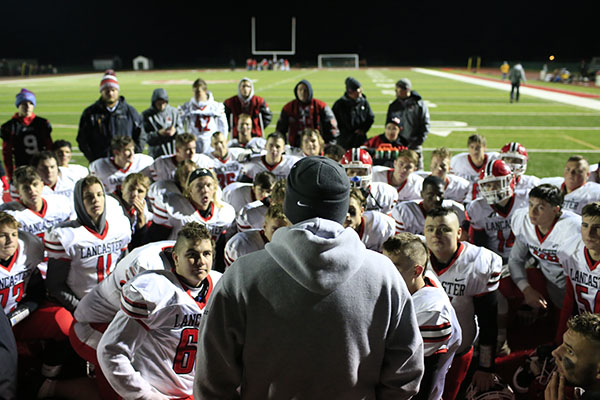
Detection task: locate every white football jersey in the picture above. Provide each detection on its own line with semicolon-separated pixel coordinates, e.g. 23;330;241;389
393;199;465;236
62;163;89;181
538;177;600;214
364;182;398;215
98;269;222;399
236;200;267;232
514;174;540;193
241;154;299;181
208;152;244;189
147;153;214;182
73;240;175;351
356;210;395;252
89;154;154;194
44;213;132;299
224;229;268;268
147;180;181;212
0;231;44;314
560;239;600;315
372;166;423;202
413;272;462;400
9;170;76;203
467;191;529;262
450;152;499;201
228;137;266;154
510;207;582;291
427;242;502;354
590;162;599;183
222;182;254;214
0;195;73;239
152;193;235;241
180;96;229;154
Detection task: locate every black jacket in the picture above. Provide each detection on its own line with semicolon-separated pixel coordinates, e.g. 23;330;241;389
77;96;145;162
332;93;374;149
386;91;430;149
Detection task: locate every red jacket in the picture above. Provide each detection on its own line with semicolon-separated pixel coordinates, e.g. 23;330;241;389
224;95;272;138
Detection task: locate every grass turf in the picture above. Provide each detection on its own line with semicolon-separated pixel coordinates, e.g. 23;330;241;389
0;67;598;178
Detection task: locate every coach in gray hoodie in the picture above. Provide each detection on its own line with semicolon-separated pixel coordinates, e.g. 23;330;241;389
142;88;184;158
194;156;424;399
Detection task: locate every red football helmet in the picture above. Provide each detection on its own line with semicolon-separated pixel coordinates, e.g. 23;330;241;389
500;142;528;176
340;148;372;189
478;159;515;204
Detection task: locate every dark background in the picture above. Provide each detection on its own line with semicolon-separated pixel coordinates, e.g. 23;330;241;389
2;1;598;70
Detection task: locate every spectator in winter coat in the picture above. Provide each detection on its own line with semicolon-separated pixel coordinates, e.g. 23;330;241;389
332;77;375;150
142;88;184;158
224;78;273;139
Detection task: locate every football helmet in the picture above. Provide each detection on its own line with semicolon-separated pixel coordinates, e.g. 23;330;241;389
466;375;515;400
340;148;372;189
478;159;515;205
500;142;528;176
512;344;557;394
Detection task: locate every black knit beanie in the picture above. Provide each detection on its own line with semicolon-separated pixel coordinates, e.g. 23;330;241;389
284;156;350;224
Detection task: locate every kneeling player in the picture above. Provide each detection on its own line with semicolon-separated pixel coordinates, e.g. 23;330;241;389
383;233;462;400
97;223;221;399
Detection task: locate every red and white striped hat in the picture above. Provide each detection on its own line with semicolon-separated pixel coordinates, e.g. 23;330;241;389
99;69;119;92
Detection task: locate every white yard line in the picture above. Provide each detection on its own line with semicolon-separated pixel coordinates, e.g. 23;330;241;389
255;70;319;92
413;68;600;111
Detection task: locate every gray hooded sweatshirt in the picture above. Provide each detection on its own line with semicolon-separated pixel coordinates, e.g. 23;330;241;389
142;88;184;158
194;217;424;399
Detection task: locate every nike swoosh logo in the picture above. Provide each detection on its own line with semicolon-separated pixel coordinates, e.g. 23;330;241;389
297;201;311;208
455;278;465;282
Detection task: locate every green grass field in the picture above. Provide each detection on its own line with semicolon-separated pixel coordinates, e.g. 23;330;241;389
1;67;599;178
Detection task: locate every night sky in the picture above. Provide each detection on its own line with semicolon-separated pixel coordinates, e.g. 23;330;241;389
3;2;598;69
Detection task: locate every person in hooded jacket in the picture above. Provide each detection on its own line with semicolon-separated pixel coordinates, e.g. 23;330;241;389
332;77;375;150
386;78;430;170
44;176;132;313
275;80;338;147
194;156;424;400
224;78;273;139
77;70;145;163
509;62;527;103
142;88;184;158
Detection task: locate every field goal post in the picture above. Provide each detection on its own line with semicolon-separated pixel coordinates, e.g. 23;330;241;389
318;54;359;69
251;17;296;62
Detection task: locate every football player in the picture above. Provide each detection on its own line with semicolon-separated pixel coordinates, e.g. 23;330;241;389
556;202;600;340
372;149;424;202
148;168;235;243
286;128;325;158
224;204;290;268
340;148;398;214
222;171;276;215
240;132;299;181
236;178;285;232
383;233;462;400
111;173;152;250
343;188;395;252
450;134;499;201
1;88;53;180
424;207;502;398
208;131;245;189
97;223;221;399
428;147;470;203
89;136;153;194
31;151;78;200
147;160;197;213
44;176;132;313
540;155;600;215
509;184;582;312
227;113;266;153
53;139;89;181
393;175;465;235
145;133;213;182
499;142;540;192
179;78;228;154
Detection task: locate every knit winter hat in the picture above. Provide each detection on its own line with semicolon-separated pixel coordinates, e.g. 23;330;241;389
15;88;36;108
345;77;361;91
396;78;412;90
99;70;120;92
284;156;350;225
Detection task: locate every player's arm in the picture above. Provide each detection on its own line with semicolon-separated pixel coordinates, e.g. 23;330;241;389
8;268;44;326
508;237;548;309
472;290;498;390
97;311;168;400
216;105;229;135
392;206;406;234
45;258;79;312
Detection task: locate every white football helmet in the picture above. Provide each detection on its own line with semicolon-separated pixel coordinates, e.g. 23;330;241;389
340;148;373;190
512;344;557;394
478;160;515;205
500;142;528;176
